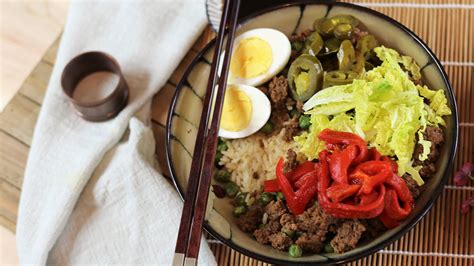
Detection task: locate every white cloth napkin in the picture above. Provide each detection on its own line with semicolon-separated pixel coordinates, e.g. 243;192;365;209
16;0;216;265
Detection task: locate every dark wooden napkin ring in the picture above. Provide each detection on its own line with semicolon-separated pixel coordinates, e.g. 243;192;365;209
61;51;129;122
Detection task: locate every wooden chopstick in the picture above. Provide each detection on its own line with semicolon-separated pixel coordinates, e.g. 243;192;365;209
183;0;241;264
173;0;240;265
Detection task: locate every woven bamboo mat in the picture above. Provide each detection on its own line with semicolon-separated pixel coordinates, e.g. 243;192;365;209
0;0;472;265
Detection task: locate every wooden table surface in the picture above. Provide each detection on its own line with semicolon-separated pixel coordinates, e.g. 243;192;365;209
0;1;473;265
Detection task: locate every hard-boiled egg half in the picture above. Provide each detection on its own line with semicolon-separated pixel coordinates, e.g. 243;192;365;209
228;28;291;86
219;84;271;139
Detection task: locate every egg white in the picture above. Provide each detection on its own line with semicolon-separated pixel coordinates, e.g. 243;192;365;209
227;28;291;87
218;84;271;139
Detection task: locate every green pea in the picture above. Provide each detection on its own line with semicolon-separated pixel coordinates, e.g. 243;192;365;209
214;169;231;183
224;181;239;197
234;192;248;206
233;205;247;217
281;227;295;238
288;244;303;257
260;120;274;134
215;151;223;166
258;192;274;205
290;109;301;118
217;139;228;153
337;40;356;71
299;115;311;130
324;242;334;253
334;23;354;40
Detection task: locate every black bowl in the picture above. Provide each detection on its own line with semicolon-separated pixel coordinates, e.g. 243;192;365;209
165;1;458;264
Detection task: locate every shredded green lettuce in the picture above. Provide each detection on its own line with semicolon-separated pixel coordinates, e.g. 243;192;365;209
297;46;451;186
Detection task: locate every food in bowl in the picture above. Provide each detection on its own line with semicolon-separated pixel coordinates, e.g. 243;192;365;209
212;14;452;257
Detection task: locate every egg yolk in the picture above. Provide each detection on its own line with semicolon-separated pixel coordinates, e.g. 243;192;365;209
220;86;252;132
230;37;273;78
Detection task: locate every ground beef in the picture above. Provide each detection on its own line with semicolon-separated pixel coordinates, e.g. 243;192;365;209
289;34;305;42
413;78;424;86
301;29;314;39
265;199;288;221
283;149;298;173
269;76;289;109
296;203;336;234
294;204;336;252
330;220;366;254
236;204;264;233
271;109;290;129
402;174;424;199
282;116;300;141
246;200;369;254
425;126;444;145
266;75;302;141
296;100;304;112
280;213;298;233
413;126;445;179
296;232;326;253
269;232;293;250
351;27;368;43
253;220;280;244
361;219;386;239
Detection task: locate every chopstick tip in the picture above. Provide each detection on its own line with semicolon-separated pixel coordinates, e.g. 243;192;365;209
172;253;185;266
184;257;197;266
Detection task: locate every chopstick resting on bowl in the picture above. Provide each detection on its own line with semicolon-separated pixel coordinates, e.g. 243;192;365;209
172;0;241;265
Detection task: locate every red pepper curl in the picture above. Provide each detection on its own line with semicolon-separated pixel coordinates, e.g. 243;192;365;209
266;129;415;228
319;128;368;165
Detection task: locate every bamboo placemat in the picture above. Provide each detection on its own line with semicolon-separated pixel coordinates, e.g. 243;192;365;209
0;0;472;265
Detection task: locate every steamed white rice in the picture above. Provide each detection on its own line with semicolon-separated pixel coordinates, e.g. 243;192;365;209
219;129;298;193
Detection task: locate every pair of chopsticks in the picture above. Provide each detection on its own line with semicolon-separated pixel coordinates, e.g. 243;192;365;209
172;0;241;265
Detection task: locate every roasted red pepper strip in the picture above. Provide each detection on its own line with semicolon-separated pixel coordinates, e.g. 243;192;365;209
350;161;392;195
368;147;382;161
385;173;414;204
265;161;317;192
359;190;379;205
276;158;317;215
276;158;305;214
319;128;368;164
317;151;386;219
263;179;280;192
379;212;400;228
383;174;414;220
287;161;317;183
294;170;319;208
294;168;319;189
382;156;398;174
326;183;361;203
276;158;296;210
383;188;412;220
328;145;358;184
